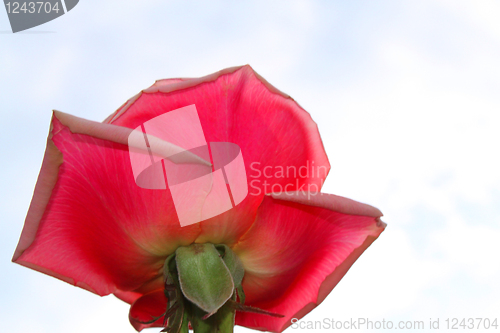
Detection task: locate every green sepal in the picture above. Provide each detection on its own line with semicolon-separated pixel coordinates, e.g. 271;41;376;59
162;299;189;333
180;310;190;333
225;299;284;318
163;252;177;283
236;285;245;305
215;244;245;305
214;244;244;287
175;243;234;314
163;252;180;309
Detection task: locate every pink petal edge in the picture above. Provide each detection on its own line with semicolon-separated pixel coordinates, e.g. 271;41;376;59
12;131;63;262
269;191;383;218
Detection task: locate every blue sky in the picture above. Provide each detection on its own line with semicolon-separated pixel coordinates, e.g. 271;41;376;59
1;1;500;332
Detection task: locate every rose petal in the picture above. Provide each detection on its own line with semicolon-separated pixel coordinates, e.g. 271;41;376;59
232;193;386;332
106;65;330;245
13;113;200;296
114;274;164;304
129;290;168;331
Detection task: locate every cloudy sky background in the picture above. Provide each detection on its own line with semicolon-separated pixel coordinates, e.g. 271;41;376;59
1;1;499;332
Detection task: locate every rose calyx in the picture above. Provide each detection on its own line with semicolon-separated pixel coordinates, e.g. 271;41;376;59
137;243;282;333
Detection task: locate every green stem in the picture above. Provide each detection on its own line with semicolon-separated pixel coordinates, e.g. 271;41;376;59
191;294;236;333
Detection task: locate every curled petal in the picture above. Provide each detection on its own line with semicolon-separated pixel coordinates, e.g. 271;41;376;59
233;193;386;332
54;110;210;166
129;290;168;331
